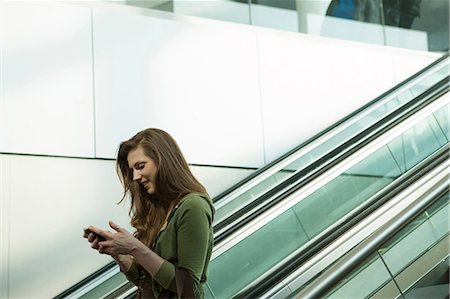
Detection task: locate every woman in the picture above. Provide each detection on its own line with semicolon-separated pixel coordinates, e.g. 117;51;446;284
83;128;215;298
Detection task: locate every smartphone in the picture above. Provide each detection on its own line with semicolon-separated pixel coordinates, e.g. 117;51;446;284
84;228;107;242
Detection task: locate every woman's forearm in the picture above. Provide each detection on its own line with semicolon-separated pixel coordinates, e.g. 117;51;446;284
131;241;165;277
113;254;134;273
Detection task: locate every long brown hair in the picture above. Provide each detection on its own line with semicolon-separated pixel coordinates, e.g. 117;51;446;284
116;128;208;247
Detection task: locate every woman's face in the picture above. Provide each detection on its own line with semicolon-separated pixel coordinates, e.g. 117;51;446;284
127;146;157;194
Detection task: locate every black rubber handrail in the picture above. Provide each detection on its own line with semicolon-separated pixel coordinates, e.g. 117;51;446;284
234;143;450;299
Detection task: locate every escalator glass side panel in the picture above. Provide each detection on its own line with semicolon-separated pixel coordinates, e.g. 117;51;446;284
403;256;449;299
379;195;449;277
326;253;396;299
79;272;128;299
408;65;450;98
204;282;215;299
292;174;393;238
213;63;449;227
324;195;449;299
433;105;450;140
207;102;450;299
209;208;311;298
214;171;291;224
387;110;449;173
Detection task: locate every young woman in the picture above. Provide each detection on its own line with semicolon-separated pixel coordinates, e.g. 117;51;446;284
83;128;214;298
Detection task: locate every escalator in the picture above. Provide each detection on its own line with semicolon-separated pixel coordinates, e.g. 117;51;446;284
56;54;449;299
294;158;449;299
212;90;449;299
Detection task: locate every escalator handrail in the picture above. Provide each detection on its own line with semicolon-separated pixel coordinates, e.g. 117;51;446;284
295;173;449;299
214;76;449;244
212;53;449;204
235;143;449;299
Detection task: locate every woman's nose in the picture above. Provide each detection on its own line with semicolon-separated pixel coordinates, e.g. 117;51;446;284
133;170;141;181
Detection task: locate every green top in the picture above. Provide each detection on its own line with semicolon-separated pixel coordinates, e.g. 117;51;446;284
124;194;215;298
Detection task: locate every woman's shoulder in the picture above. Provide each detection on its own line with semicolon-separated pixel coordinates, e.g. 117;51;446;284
180;193;211;207
176;193;214;215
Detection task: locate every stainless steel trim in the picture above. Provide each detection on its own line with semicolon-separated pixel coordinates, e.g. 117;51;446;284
101;280;133;299
114;285;138;299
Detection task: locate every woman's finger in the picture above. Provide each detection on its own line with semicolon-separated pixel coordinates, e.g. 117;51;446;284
109;220;121;232
91;238;100;249
87;226;111;239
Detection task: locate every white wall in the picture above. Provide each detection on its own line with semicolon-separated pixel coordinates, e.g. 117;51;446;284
0;1;441;298
0;153;254;298
0;2;437;167
1;2;95;157
1;1;439;167
92;8;265;167
0;154;131;298
0;153;253;298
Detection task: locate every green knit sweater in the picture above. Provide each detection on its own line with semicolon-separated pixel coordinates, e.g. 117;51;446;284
124;194;215;298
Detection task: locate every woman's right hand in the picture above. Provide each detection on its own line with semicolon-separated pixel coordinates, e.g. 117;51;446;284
83;226;133;272
82;226;105;251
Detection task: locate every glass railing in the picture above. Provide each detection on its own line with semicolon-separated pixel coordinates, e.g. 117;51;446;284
213;55;449;232
324;193;449;298
121;0;449;53
205;99;449;299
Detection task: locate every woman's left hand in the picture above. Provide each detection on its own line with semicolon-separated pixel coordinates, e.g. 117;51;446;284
87;221;138;256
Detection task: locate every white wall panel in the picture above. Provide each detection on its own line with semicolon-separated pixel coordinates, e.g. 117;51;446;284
0;156;11;299
258;33;439;163
257;35;398;163
5;155;131;298
93;9;264;167
1;2;95;157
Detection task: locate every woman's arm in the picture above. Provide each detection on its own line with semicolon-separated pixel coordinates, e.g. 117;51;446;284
130;242;165;276
112;254;134;273
85;221;165;277
87;196;213;292
151;196;214;292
